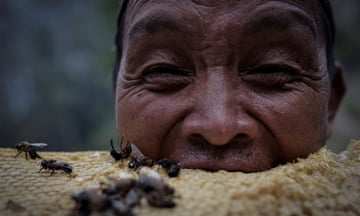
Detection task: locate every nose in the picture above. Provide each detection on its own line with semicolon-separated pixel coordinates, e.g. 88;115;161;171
181;73;259;146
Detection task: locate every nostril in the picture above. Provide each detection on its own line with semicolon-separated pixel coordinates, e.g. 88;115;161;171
188;133;209;146
234;133;249;140
230;133;252;143
181;110;259;147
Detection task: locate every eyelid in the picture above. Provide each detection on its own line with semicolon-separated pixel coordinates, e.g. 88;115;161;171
240;64;303;91
246;64;299;75
144;64;194;76
142;64;194;93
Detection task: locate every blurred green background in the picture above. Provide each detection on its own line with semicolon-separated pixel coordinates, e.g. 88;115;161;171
0;1;359;151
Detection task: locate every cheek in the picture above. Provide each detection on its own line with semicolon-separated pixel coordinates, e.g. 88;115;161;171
256;86;330;160
116;90;188;159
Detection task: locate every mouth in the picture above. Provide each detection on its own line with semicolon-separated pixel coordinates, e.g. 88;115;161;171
177;156;273;172
168;143;276;172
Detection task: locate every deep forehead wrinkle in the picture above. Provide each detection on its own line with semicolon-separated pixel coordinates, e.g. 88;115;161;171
127;1;318;37
242;1;317;39
128;13;184;39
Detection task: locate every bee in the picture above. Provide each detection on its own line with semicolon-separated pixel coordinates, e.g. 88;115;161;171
110;138;131;161
110;198;134;216
136;169;176;208
128;158;139;169
71;185;134;216
101;176;136;198
70;169;177;216
128;155;153;170
71;187;112;216
39;159;73;176
157;159;181;177
101;176;140;208
14;141;47;160
127;144;154;170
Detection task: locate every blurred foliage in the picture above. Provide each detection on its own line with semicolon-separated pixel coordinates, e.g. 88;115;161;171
0;0;120;150
0;1;358;152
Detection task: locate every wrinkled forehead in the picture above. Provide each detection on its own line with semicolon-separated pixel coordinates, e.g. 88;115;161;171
123;1;327;43
125;0;322;11
124;0;324;23
122;0;327;41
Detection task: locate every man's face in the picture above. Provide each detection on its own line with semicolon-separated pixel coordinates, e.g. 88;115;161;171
115;0;336;172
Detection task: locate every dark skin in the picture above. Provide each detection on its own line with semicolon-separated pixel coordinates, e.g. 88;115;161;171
115;0;346;172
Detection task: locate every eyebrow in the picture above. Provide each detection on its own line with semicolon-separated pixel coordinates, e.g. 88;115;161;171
242;8;317;39
129;14;183;39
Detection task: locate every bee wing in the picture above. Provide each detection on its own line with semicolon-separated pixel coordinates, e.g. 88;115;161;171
56;162;73;173
55;161;72;167
29;143;48;148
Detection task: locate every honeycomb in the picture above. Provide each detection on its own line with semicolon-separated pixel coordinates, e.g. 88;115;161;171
1;140;360;215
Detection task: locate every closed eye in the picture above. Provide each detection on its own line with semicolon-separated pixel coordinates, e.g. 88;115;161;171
143;65;193;93
241;64;301;90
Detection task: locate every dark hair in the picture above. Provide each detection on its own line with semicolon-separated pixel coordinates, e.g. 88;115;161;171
113;0;336;89
318;0;336;79
113;0;129;90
